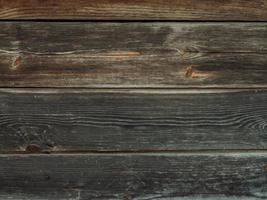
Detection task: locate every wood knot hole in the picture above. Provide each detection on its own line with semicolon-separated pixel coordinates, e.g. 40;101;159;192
11;55;23;70
185;66;193;78
25;144;41;153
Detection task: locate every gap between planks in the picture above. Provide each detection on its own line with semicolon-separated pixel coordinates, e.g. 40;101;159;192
0;88;266;94
1;19;267;22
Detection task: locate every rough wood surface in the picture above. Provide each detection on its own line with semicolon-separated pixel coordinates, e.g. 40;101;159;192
0;0;266;21
0;22;266;88
0;89;266;153
0;153;267;199
1;2;266;200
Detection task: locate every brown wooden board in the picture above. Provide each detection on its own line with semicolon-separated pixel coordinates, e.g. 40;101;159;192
0;0;266;21
0;153;267;199
0;22;266;88
0;89;266;153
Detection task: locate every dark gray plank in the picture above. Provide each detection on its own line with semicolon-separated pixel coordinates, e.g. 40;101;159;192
0;0;266;21
0;153;267;199
0;89;267;153
0;22;266;88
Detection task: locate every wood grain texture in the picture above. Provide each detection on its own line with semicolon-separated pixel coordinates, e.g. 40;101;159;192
0;22;266;88
0;0;266;20
0;153;267;199
0;89;266;153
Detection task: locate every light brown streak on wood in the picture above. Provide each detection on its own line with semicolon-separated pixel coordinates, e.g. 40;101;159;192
97;51;141;60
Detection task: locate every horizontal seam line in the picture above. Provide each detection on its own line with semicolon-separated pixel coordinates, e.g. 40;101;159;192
0;87;266;89
0;19;267;23
2;149;267;155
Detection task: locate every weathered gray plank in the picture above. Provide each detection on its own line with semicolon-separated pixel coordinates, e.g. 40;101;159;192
0;0;266;21
0;22;266;88
0;153;267;199
2;22;266;53
0;89;266;153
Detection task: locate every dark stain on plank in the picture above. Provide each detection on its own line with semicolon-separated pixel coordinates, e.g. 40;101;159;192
25;144;42;154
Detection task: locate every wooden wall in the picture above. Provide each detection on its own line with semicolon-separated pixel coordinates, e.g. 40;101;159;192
0;1;266;199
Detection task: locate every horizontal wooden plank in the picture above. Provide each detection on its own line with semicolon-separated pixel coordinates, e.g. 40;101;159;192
0;89;266;152
2;22;266;53
0;22;266;88
1;53;267;88
0;0;266;20
0;153;266;199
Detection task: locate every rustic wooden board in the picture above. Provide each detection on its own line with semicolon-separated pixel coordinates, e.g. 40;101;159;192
0;153;267;199
0;22;266;88
0;0;266;21
0;89;266;153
